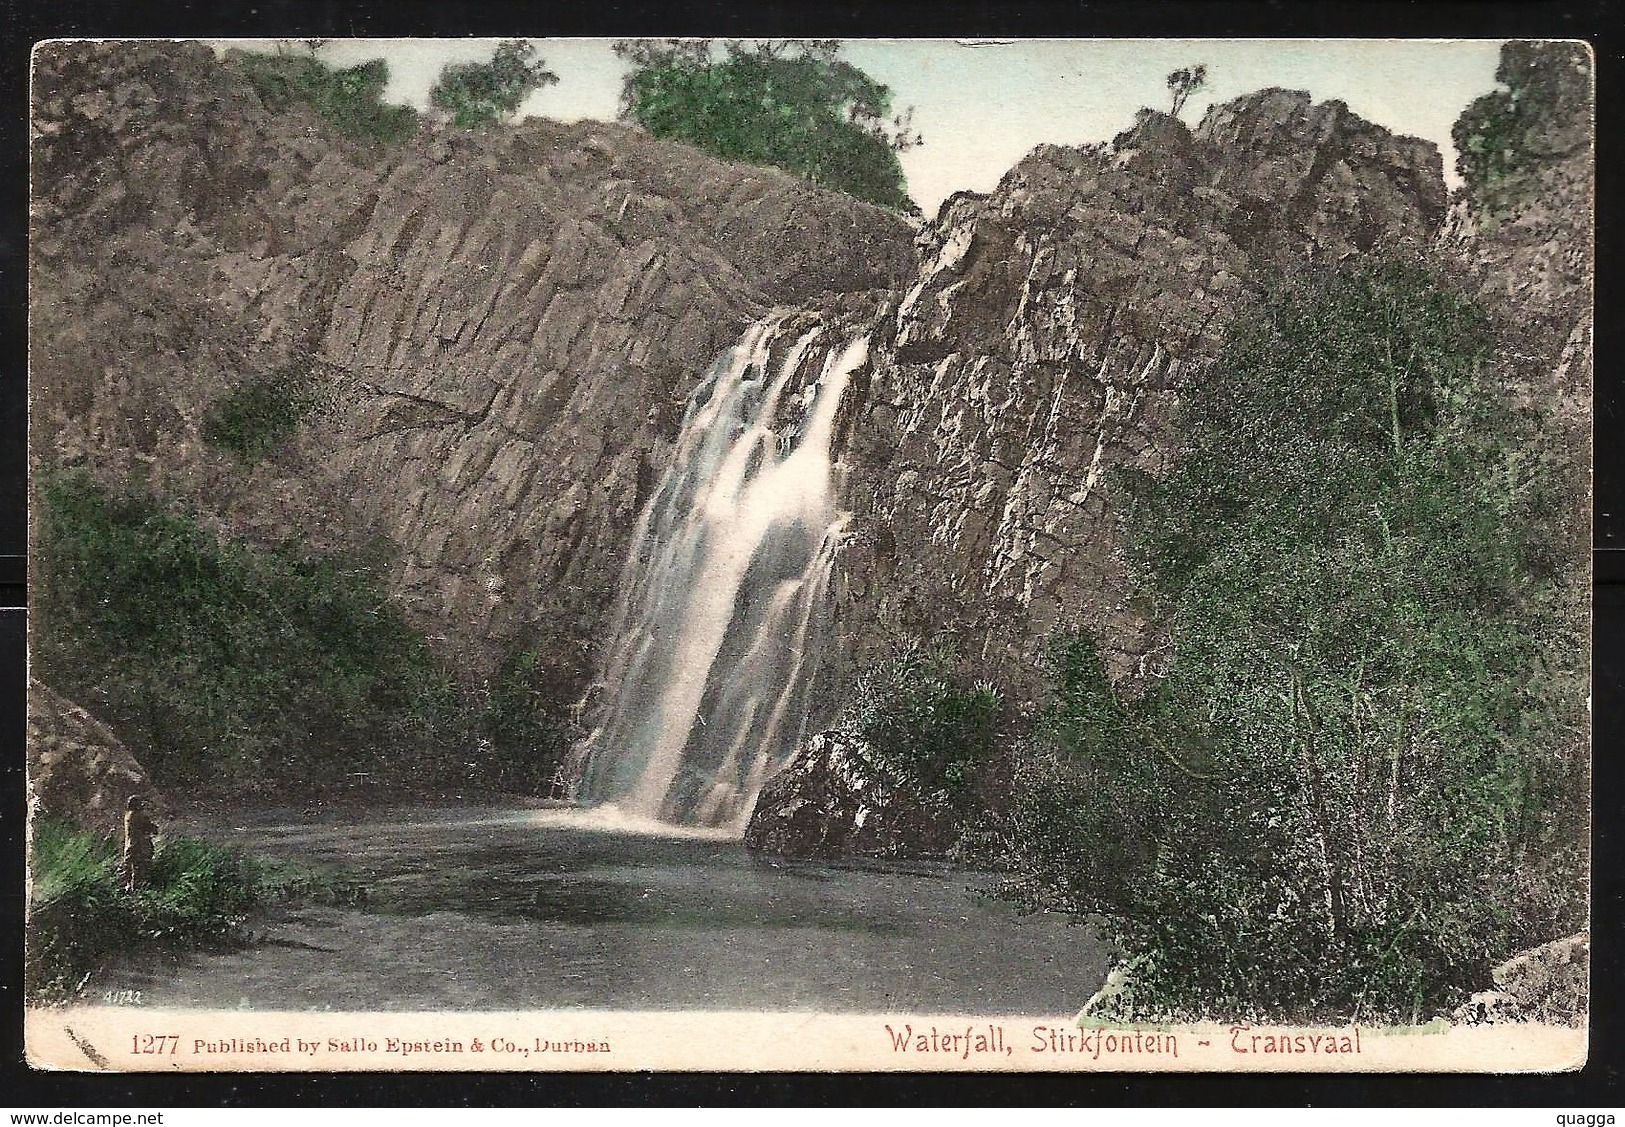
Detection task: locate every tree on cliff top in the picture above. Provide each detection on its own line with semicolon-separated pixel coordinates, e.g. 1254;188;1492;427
237;52;418;144
614;39;922;214
1166;64;1207;117
430;40;559;128
1453;41;1592;214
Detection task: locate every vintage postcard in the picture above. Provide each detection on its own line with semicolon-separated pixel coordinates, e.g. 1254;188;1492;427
24;37;1591;1072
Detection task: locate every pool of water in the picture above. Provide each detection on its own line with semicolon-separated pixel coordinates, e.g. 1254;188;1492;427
101;804;1105;1013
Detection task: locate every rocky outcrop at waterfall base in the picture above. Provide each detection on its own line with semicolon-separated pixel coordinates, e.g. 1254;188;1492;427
742;732;960;861
30;41;915;786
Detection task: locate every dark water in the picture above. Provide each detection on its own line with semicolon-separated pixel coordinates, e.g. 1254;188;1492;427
103;805;1105;1013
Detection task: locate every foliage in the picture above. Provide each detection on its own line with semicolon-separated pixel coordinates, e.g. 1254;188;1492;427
429;40;558;129
237;53;418;144
842;644;1004;812
1000;261;1585;1023
614;39;921;214
1166;64;1208;118
26;818;360;1001
202;363;323;464
33;472;466;793
481;646;576;794
1452;42;1591;214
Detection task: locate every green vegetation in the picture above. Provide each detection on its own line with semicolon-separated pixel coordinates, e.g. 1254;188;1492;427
843;645;1004;813
482;645;576;794
201;363;323;463
34;472;466;792
27;818;362;1001
614;39;921;214
237;52;419;145
430;40;558;128
1453;41;1591;214
1000;261;1585;1023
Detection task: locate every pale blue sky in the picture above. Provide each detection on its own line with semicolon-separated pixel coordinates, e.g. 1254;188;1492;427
211;38;1506;215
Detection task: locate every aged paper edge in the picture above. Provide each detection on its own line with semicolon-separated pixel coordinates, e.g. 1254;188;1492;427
25;1007;1586;1074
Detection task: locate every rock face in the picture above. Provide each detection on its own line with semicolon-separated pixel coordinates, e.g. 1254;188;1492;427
741;732;958;861
30;40;915;705
753;59;1592;859
27;682;162;841
1452;932;1589;1026
314;118;913;675
824;92;1448;711
1444;42;1593;556
749;92;1453;857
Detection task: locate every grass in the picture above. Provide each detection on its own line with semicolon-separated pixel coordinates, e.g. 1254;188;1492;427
26;818;364;1003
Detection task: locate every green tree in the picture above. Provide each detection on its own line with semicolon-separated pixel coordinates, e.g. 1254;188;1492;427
1001;261;1585;1023
614;39;922;214
1452;42;1591;214
429;40;559;128
237;53;418;145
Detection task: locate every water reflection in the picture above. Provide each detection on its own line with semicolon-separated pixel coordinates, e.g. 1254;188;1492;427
103;805;1103;1013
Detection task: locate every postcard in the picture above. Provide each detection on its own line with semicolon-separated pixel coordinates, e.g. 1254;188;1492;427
24;36;1591;1072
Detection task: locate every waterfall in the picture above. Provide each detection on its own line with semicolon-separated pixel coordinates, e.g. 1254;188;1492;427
574;312;866;830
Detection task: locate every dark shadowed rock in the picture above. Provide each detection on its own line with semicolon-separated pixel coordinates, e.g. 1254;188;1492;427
743;732;959;861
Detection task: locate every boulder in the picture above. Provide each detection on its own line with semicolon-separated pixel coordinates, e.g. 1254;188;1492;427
743;731;959;861
1452;932;1589;1026
27;681;162;841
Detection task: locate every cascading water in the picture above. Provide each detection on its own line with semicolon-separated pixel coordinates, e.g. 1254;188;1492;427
573;312;867;830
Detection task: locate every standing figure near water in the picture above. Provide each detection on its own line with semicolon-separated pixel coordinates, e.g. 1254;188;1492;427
118;794;155;894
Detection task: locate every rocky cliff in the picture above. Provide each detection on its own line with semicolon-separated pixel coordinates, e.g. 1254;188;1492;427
31;40;915;712
752;60;1591;857
824;92;1449;710
1443;42;1592;555
32;43;1589;836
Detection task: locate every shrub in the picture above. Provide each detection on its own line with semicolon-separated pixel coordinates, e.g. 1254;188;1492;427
237;53;419;145
999;261;1586;1023
481;645;576;794
33;471;466;792
429;40;558;129
26;815;329;1000
615;39;921;214
201;363;323;463
842;644;1004;812
26;818;364;1001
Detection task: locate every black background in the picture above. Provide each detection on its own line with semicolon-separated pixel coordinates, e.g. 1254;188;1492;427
0;0;1619;1107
